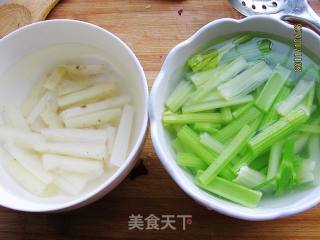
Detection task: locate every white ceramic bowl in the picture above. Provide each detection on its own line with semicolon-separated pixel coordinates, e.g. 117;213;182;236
150;16;320;221
0;20;148;212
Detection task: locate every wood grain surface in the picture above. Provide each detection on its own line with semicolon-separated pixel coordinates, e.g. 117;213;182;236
1;0;320;239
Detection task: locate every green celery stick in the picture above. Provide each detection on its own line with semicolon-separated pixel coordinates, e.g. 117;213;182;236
214;106;261;143
294;134;309;153
296;159;315;184
218;61;272;99
308;136;320;185
254;177;276;191
232;152;255;172
233;33;253;45
183;95;253;113
267;142;283;180
299;124;320;134
200;133;225;154
163;112;225;124
300;86;315;115
221;107;233;122
193;123;221;134
316;82;320;106
249;154;269;171
177;152;207;170
234;165;266;189
255;65;291;112
165;80;194;112
258;39;273;54
195;171;262;208
199;125;252;184
259;86;291;129
189;56;248;103
172;138;186;153
232;102;254;118
249;108;309;155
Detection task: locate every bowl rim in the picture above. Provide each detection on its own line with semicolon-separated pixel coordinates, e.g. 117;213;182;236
149;15;320;221
0;19;149;212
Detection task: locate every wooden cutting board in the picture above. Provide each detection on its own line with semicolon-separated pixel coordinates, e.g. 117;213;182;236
0;0;60;37
0;1;319;239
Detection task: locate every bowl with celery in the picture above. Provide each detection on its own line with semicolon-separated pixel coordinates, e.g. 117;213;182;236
150;16;320;220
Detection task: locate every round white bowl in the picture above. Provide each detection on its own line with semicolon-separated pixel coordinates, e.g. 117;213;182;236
0;20;148;212
150;16;320;221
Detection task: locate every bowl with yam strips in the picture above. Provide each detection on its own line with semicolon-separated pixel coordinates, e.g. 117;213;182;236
0;20;148;212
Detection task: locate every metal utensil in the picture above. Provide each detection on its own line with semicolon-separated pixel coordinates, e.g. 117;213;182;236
229;0;320;34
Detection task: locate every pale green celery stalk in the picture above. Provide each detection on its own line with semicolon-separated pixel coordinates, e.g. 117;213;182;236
214;106;261;143
189;56;248;103
221;107;233;122
195;171;262;208
166;80;194;112
316;83;320;106
254;177;276;191
249;108;308;156
300;86;315;115
299;124;320;134
218;61;272;99
182;95;253;113
189;63;226;88
233;33;253;45
232;102;254;118
255;65;291;112
294;134;309;153
177;125;219;163
308;136;320;185
199;125;252;184
163;112;225;124
193;123;221;134
200;133;224;154
267;142;283;180
277;80;315;116
232;152;255;172
234;165;266;189
236;42;264;62
172;138;186;153
177;152;207;170
197;90;224;103
296;159;315;184
259;86;291;129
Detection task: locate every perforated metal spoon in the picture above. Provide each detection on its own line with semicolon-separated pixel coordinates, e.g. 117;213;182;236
229;0;320;35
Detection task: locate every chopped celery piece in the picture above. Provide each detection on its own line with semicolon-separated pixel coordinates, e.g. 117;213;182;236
233;152;255;172
172;138;186;153
197;90;224;103
234;165;266;189
275;140;297;195
189;64;226;88
232;102;253;118
277;80;315;116
267;142;283;180
177;125;219;163
254;177;276;191
258;39;272;54
221;107;233;122
255;65;291;112
249;108;308;155
218;61;272;99
189;56;248;103
195;171;262;208
177;152;207;170
199;125;252;184
308;136;320;185
316;82;320;106
200;133;224;154
193;123;221;134
296;159;315;184
215;106;261;143
165;80;194;112
300;86;315;114
163;112;224;124
260;86;291;129
236;42;264;62
233;33;253;45
294;134;309;153
183;95;253;113
249;154;269;171
300;124;320;134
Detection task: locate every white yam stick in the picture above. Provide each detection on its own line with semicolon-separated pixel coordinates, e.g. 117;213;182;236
44;67;66;90
4;142;53;184
53;172;94;195
3;151;47;195
22;78;47;116
64;64;105;77
60;95;131;120
47;95;59;113
57;83;115;109
42;154;104;176
30;118;48;133
0;127;45;148
63;108;121;128
106;126;116;152
110;105;134;167
34;142;107;161
40;128;111;144
40;108;64;128
57;79;92;97
27;91;55;124
3;105;29;130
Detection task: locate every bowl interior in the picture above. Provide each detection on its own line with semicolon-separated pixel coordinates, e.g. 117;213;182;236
151;17;320;220
0;20;148;211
